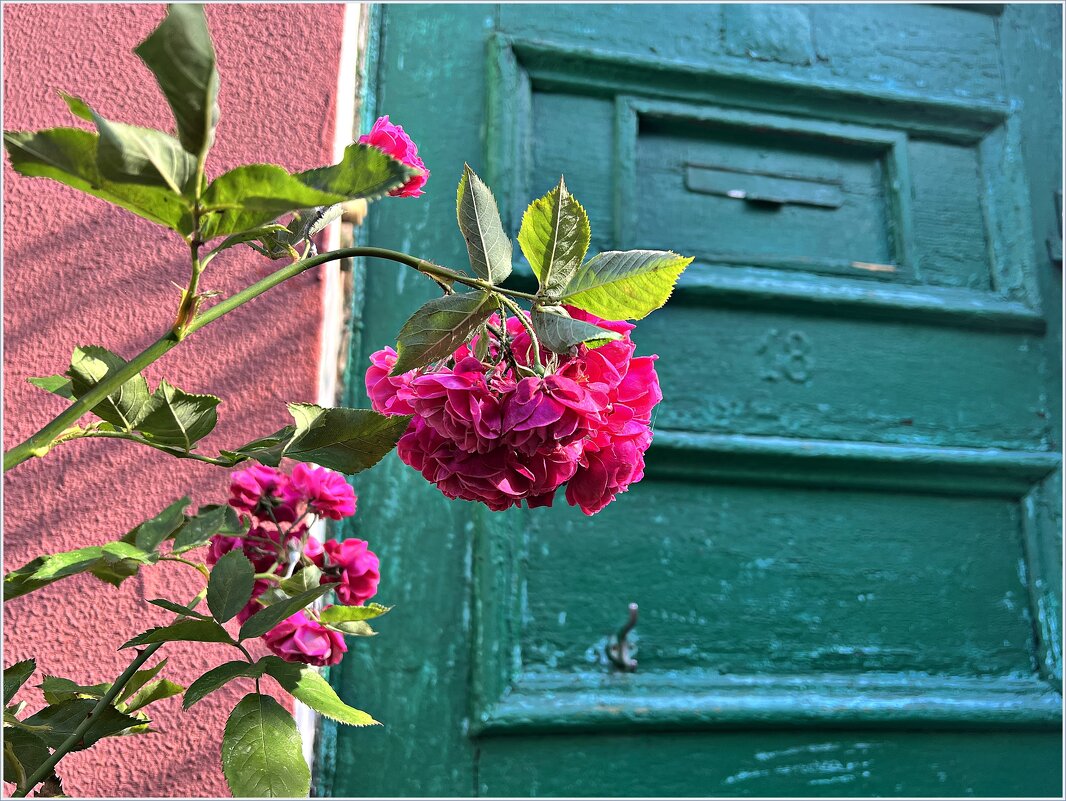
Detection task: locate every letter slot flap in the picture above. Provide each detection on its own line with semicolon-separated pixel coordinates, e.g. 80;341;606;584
685;163;844;209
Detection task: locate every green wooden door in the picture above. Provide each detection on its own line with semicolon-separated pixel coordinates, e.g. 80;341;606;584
317;4;1063;796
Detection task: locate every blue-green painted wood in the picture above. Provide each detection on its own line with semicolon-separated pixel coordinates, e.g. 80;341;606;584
321;4;1062;797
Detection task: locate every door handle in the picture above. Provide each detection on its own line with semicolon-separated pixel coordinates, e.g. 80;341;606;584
606;602;639;672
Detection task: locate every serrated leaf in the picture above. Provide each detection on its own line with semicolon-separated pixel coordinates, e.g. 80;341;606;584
132;380;219;450
172;504;243;554
207;551;255;623
120;619;237;650
134;3;219;159
391;291;497;374
67;346;151;430
60;93;195;194
206;223;290;259
37;676;110;705
262;657;378;727
22;698;143;750
530;306;622;354
238;583;333;641
121;678;185;713
558;250;694;321
297;142;418;204
4;540;155;600
27;375;73;399
281;404;411;476
222;693;309;798
4;660;36;705
183;660;267;709
199;164;349;240
317;603;392;624
519;177;590;295
116;659;170;705
146;599;211;620
324;620;377;637
226;426;294;468
3;128;193;232
3;728;51;791
131;496;188;552
456;164;512;284
278;565;322;596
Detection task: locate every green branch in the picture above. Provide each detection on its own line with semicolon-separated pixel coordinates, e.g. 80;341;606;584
3;247;535;473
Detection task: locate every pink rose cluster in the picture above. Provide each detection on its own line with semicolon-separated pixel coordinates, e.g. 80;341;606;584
358;115;429;198
366;308;662;515
206;464;381;667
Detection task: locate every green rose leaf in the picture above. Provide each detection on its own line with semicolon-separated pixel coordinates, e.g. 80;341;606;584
207;551;255;624
4;540;155;602
281;403;412;475
60;93;195;194
519;176;591;295
131;496;189;552
116;659;170;705
120;619;238;650
239;583;333;641
4;660;36;705
391;291;497;375
297;142;418;204
262;657;378;727
456;164;512;284
134;3;219;160
121;678;185;713
2;128;194;233
184;660;268;709
224;426;295;468
27;375;73;399
222;693;310;798
278;565;322;597
530;305;622;354
323;620;376;637
318;603;392;624
67;346;151;431
37;675;111;705
132;380;220;450
172;504;244;554
558;250;694;321
146;599;211;620
22;698;143;750
198;165;348;240
3;727;51;791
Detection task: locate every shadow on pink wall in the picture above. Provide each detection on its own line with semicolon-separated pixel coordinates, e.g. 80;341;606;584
3;3;347;795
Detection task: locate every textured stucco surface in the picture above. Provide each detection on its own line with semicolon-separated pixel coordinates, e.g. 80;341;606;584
3;4;345;796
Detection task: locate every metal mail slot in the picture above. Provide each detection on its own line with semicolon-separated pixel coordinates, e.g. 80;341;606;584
685;163;845;209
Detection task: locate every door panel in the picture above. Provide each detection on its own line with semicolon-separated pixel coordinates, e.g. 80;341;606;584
320;5;1062;797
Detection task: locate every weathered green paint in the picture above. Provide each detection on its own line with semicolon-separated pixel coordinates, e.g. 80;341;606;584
319;4;1063;797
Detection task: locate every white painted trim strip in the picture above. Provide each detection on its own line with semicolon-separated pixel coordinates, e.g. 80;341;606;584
298;0;365;780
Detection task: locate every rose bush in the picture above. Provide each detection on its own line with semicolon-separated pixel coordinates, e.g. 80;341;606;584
1;4;692;797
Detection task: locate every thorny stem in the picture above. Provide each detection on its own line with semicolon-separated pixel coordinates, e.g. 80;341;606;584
498;295;545;374
11;590;207;797
4;247;537;473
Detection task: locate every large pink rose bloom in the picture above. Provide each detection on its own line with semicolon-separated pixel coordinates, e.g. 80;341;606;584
358;115;429;198
307;538;381;606
263;611;347;667
367;307;663;515
291;463;357;520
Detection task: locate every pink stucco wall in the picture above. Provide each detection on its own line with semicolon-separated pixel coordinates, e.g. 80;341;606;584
3;4;346;796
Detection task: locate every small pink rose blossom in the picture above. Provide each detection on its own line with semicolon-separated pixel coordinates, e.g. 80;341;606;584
307;538;381;606
228;464;300;522
263;611;347;667
358;115;429;198
291;463;358;520
365;347;417;415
